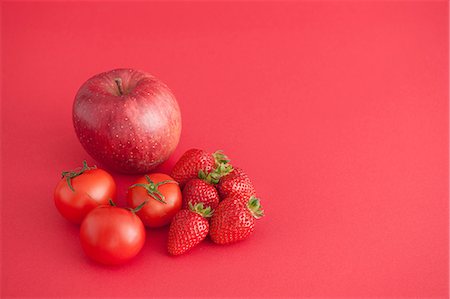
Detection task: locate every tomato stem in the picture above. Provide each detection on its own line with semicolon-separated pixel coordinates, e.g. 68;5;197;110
61;160;96;192
128;176;178;204
130;200;149;213
108;198;145;214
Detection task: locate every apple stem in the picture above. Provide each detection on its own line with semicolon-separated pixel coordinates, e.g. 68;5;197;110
114;78;124;96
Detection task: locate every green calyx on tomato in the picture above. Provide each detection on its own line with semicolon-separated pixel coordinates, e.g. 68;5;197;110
61;160;96;192
108;198;147;214
129;175;178;204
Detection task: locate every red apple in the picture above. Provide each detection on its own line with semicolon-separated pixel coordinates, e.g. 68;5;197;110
73;69;181;174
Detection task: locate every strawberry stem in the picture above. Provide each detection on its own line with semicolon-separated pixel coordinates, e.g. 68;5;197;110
188;202;214;218
197;150;233;184
212;150;231;165
61;160;96;192
247;196;264;219
198;169;221;184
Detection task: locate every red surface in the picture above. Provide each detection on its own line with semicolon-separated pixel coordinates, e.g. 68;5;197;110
1;1;448;298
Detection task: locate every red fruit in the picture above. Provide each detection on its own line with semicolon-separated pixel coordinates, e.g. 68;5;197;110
168;203;213;255
73;69;181;174
80;201;146;265
170;149;214;188
54;161;116;224
126;173;182;228
182;178;220;210
171;149;232;188
230;192;255;204
217;167;256;201
226;168;251;180
210;196;264;245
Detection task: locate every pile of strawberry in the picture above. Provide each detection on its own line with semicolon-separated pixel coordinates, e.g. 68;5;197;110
168;149;265;255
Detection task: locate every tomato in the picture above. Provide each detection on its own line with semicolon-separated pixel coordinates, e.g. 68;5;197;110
126;173;182;227
80;204;145;265
54;161;116;224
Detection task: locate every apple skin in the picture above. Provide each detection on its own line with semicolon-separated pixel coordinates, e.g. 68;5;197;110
73;69;181;174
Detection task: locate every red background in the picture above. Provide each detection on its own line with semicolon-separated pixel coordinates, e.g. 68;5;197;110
1;1;448;298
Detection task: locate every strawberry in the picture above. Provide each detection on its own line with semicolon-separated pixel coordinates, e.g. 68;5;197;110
217;167;256;201
167;203;213;255
182;178;220;210
171;149;232;188
209;196;264;244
